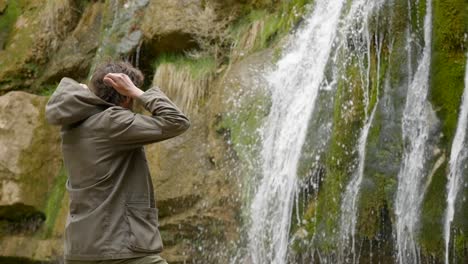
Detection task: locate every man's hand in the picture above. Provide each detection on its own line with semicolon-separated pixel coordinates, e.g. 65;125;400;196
103;73;144;98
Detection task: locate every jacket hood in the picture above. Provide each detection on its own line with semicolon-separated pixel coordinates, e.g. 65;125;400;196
45;77;114;126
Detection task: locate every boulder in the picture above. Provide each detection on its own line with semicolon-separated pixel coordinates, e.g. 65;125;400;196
0;92;61;207
0;91;63;258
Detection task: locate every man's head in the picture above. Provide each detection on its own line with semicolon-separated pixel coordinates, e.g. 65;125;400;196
90;61;144;108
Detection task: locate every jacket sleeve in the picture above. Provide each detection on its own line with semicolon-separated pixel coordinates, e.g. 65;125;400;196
105;87;190;147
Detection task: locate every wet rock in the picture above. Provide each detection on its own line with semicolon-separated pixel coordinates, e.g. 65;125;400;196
117;30;143;55
91;0;149;62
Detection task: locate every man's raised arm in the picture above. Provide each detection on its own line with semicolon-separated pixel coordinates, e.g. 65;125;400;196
104;73;190;147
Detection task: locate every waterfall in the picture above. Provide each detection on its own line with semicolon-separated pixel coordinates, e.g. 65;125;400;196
246;1;345;263
394;1;433;263
444;55;468;264
337;1;385;261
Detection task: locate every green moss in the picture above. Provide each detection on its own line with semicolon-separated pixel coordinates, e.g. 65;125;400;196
41;165;67;238
356;101;399;241
358;4;407;238
229;0;313;57
354;36;394;241
216;91;270;165
39;83;59;96
420;1;466;258
0;1;47;93
0;0;20;49
453;230;467;260
430;0;466;145
313;63;365;251
255;0;311;50
153;53;217;80
419;161;447;258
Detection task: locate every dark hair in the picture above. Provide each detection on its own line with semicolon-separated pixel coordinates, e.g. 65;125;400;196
90;61;144;105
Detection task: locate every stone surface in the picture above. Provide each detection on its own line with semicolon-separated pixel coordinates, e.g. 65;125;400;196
40;2;105;84
146;85;240;263
0;0;6;14
141;0;242;53
0;0;81;93
0;235;62;260
0;92;39;182
0;30;272;264
0;0;465;263
0;91;62;259
0;92;60;208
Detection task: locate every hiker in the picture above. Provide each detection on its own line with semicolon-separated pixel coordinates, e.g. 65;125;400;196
45;61;190;264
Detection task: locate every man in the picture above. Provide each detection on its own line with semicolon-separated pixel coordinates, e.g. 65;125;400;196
45;62;190;264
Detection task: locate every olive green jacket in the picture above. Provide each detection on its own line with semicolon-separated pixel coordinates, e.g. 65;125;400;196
45;78;190;260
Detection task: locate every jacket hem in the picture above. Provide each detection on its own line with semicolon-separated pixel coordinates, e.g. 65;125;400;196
64;252;153;260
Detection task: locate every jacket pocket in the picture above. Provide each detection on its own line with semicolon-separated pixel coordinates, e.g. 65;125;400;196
125;205;163;253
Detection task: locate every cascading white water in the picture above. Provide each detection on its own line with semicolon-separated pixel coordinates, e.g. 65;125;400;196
444;55;468;264
246;1;345;263
394;1;432;263
337;1;385;261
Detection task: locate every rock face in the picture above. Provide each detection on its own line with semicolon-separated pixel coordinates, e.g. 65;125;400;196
141;0;239;53
0;0;259;262
0;91;63;260
142;50;276;263
40;2;105;84
0;92;61;207
0;0;245;94
0;0;81;93
146;112;239;263
1;0;466;263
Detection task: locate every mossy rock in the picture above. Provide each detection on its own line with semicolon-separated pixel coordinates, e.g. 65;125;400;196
430;0;466;145
0;0;82;93
313;63;366;252
418;0;467;259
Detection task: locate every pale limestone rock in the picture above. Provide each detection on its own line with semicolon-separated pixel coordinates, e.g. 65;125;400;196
0;235;62;260
0;91;61;208
0;91;63;259
0;92;40;204
0;180;21;204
